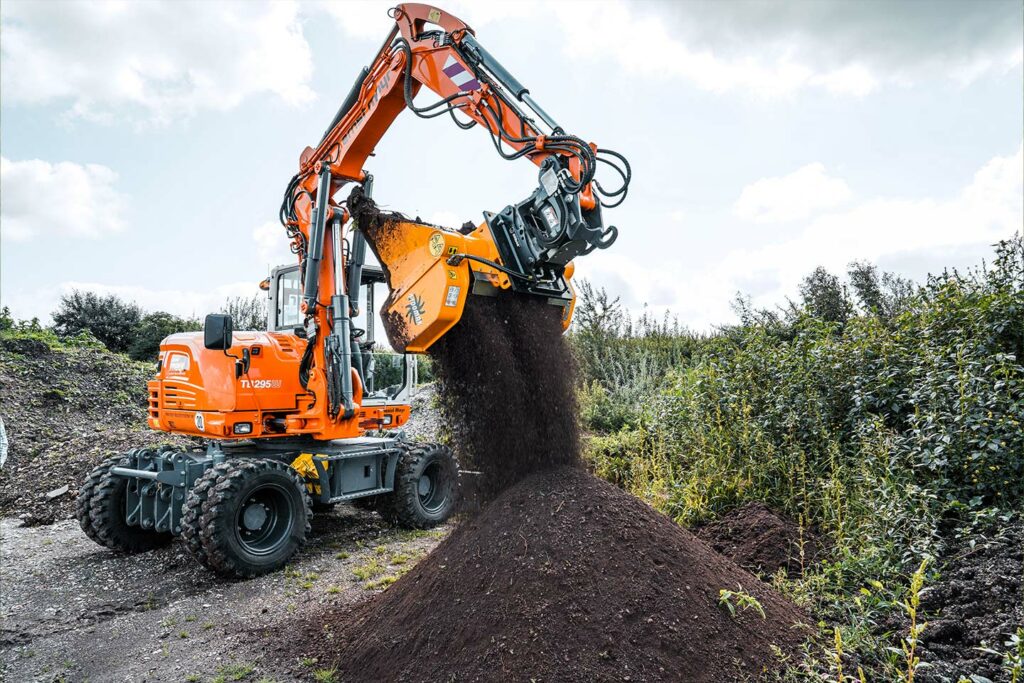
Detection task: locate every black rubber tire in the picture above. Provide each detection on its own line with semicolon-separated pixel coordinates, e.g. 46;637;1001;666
181;461;232;568
88;450;174;553
198;459;311;579
77;452;132;544
380;443;458;529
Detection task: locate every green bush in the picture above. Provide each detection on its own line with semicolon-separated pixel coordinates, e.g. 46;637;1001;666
128;312;201;361
584;236;1023;520
579;236;1024;675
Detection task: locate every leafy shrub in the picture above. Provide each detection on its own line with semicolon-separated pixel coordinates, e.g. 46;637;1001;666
571;281;702;431
222;294;268;331
579;236;1024;675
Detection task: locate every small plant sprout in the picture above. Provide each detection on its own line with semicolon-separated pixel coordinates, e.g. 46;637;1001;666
833;626;844;682
313;667;339;683
899;558;929;683
717;586;766;619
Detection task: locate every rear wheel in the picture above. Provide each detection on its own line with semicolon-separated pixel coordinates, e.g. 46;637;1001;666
87;450;174;553
198;459;311;578
77;453;129;544
381;443;458;529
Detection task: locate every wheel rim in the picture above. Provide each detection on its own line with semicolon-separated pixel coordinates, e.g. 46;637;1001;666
417;461;449;514
235;483;293;556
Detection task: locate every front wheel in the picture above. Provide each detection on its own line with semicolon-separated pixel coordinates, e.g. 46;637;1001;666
380;443;459;529
197;459;311;578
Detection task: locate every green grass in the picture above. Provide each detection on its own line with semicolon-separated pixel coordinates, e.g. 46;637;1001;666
211;662;255;682
312;668;338;683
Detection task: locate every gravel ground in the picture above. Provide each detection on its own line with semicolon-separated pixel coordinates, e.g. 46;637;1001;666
0;505;448;682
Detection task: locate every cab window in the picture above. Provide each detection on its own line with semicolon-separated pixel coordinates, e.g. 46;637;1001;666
276;269;301;330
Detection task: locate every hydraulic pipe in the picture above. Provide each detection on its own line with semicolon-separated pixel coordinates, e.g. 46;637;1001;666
347;231;367;316
459;33;562;132
331;216;355;417
303;168;333;311
347;176;373;316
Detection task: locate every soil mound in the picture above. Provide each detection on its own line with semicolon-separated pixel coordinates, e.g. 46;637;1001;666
696;503;826;578
0;339;190;523
292;467;809;682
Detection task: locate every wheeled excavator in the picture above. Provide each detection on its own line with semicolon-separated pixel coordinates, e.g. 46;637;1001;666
76;3;631;577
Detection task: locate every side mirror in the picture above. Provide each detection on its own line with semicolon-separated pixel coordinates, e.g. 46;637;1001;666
204;314;234;350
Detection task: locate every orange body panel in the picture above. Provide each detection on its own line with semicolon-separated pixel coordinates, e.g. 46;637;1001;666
148;332;410;441
366;216;515;352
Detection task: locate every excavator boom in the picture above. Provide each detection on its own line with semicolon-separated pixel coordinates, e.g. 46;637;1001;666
280;3;631;358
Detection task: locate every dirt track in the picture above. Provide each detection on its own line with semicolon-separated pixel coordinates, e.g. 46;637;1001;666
0;507;447;682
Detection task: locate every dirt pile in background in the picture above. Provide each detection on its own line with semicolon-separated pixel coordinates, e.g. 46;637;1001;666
0;338;189;524
429;294;580;501
290;467;809;681
917;522;1024;682
696;502;827;578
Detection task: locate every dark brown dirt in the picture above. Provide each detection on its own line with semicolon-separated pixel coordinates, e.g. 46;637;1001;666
283;467;809;682
917;522;1024;683
429;293;581;502
696;503;827;578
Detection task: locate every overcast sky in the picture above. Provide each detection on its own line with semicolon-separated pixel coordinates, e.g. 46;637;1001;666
2;0;1021;330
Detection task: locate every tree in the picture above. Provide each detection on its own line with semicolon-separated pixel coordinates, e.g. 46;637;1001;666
847;260;885;315
52;290;143;353
799;267;853;325
129;312;202;361
222;295;268;331
573;280;625;337
848;260;915;320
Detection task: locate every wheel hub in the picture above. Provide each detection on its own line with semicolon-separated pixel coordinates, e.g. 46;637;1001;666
233;484;294;555
417;474;432;497
242;502;268;531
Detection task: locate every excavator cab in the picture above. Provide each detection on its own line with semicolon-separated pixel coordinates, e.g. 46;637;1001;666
266;262;416;405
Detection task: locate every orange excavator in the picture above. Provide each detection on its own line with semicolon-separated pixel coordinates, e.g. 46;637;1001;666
76;3;630;577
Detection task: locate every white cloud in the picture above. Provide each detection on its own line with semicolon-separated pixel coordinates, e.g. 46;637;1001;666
253;221;294;267
554;2;870;98
1;157;128;241
550;0;1021;98
0;0;314;124
424;210;464;228
734;163;853;223
578;144;1023;329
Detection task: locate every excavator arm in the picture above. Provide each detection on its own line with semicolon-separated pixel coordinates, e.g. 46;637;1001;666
277;3;630;430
